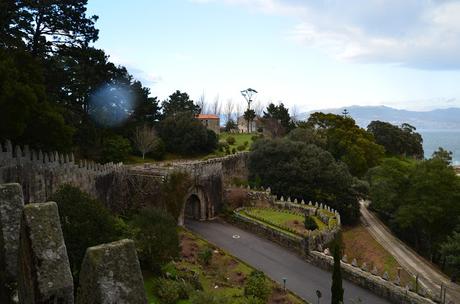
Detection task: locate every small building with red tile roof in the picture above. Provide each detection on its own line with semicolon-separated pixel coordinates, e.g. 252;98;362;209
196;114;220;134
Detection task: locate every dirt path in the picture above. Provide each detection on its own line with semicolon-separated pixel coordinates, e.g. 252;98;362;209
360;201;460;303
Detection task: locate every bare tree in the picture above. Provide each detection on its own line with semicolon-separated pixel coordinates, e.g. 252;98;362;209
197;90;207;114
224;99;234;124
133;124;157;159
211;94;221;116
290;104;300;123
235;102;242;129
253;100;265;117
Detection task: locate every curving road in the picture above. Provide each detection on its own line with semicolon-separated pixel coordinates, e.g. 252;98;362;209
360;201;460;303
186;219;390;304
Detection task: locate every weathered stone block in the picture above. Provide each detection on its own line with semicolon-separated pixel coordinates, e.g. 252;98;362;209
0;183;24;302
77;239;147;304
18;202;74;304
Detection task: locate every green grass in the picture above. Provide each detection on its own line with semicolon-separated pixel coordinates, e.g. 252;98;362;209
219;132;256;151
243;208;326;231
143;229;307;304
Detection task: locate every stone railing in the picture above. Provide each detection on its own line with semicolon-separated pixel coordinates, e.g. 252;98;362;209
0;140;124;203
0;183;147;304
309;250;436;304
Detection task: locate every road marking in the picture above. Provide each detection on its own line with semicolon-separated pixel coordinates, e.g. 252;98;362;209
232;234;240;239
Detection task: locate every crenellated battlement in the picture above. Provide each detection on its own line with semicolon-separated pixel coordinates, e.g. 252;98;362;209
0;140;124;203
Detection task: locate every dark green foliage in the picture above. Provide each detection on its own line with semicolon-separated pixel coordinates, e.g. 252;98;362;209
225;119;237;132
159;112;218;155
308;112;385;177
226;136;236;145
287;127;326;148
237;144;246;151
432;147;453;165
161;90;200;118
131;208;180;273
198;248;213;266
147;138;166;160
51;185;126;283
160;171;193;220
101;134;131;163
440;231;460;278
249;139;361;224
243;109;256;132
304;216;318;230
244;270;271;302
263;103;294;132
367;121;423;159
232;147;236;154
331;244;344;304
0;49;74;151
154;278;181;304
368;157;460;265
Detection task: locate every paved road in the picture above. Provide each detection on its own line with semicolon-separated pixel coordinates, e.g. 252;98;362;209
360;201;460;303
186;219;390;304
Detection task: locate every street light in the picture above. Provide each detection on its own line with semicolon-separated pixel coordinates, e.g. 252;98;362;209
241;88;258;133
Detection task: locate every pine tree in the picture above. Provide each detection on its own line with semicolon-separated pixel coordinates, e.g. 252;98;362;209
331;244;344;304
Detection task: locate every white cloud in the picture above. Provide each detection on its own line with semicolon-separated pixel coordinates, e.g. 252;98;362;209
193;0;460;69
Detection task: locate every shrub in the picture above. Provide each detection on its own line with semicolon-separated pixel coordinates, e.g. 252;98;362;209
198;248;213;266
237;145;245;151
154;278;181;304
304;216;319;230
51;185;126;283
218;141;229;152
226;136;236;145
159;112;218;155
131;208;180;273
244;270;271;301
147;138;166;160
101;134;131;163
251;135;259;142
232;147;236;154
244;141;249;146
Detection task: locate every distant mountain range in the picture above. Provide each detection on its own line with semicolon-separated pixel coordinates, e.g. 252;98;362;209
301;106;460;130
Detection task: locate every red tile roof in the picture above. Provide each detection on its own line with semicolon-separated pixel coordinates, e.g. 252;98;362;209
197;114;219;120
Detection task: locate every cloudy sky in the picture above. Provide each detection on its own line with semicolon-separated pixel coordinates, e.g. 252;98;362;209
87;0;460;112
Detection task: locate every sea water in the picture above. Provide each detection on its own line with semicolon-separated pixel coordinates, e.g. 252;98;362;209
420;130;460;165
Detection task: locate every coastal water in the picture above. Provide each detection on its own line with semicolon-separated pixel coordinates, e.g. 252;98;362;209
420;130;460;165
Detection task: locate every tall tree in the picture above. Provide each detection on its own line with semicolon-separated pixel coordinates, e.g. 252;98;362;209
367;121;423;159
243;109;256;133
263;103;294;132
331;244;344;304
308;112;385;177
15;0;99;56
162;90;200;118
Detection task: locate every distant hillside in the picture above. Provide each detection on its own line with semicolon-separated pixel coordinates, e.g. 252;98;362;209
301;106;460;130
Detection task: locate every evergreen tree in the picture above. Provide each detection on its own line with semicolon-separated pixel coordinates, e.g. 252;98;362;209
331;244;344;304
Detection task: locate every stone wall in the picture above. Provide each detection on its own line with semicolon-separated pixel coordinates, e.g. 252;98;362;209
0;140;124;204
0;183;147;304
308;251;436;304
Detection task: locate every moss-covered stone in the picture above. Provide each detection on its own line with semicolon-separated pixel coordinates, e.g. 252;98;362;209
77;239;147;304
18;201;74;304
0;183;24;303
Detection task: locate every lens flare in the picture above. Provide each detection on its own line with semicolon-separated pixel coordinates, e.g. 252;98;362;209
88;83;135;127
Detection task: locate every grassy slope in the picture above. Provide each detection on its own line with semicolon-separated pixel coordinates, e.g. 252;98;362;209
144;229;306;304
219;132;255;151
342;225;412;285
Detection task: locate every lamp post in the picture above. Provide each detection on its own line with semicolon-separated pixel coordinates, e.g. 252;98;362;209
241;88;257;133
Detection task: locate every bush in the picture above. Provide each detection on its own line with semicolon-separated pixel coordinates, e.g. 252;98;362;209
51;185;126;283
237;145;245;151
226;136;236;145
244;141;249;146
147;138;166;160
131;208;180;273
218;141;229;152
304;216;319;230
154;278;181;304
251;135;259;142
198;248;213;266
232;147;236;154
101;134;131;163
159;112;218;155
244;271;270;301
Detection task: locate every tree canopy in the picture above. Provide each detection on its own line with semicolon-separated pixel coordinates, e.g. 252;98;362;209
161;90;200;118
308;112;385;177
367;121;423;159
263;103;294;133
249;138;361;224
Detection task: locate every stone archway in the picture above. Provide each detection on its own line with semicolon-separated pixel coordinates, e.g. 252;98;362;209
185;194;201;220
178;187;208;226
